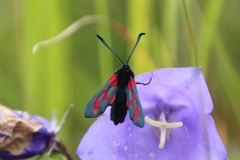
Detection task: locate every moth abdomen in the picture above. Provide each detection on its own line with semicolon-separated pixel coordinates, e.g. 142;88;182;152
110;87;128;125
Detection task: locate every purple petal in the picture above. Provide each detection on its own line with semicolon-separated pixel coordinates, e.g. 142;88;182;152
77;67;227;160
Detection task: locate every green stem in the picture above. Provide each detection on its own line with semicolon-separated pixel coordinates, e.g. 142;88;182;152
181;0;198;66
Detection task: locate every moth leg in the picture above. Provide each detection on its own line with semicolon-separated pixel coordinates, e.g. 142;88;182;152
136;77;152;86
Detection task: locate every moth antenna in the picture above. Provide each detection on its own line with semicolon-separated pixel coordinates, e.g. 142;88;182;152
126;33;145;63
97;34;124;64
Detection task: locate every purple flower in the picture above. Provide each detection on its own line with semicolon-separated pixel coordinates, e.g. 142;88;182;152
77;67;227;160
0;104;73;160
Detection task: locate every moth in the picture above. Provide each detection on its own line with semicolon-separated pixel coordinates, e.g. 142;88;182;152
85;33;150;128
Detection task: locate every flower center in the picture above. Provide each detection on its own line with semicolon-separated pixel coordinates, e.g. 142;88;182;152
145;113;183;149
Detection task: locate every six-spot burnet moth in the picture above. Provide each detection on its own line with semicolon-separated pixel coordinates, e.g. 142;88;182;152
84;33;150;128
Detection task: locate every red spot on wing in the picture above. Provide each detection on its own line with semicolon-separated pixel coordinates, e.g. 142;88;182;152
111;80;118;87
127;78;135;91
105;74;118;104
110;79;118;88
103;88;108;100
109;74;118;87
126;79;136;107
93;98;100;114
110;94;116;105
128;94;136;106
109;74;117;82
134;106;141;121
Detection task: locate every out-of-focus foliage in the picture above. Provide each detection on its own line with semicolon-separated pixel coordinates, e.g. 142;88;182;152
0;0;239;159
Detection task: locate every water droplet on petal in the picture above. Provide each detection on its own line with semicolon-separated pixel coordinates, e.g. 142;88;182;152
148;152;155;158
124;145;128;151
134;153;138;157
113;141;120;147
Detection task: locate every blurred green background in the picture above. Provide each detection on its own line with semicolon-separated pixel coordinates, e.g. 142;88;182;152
0;0;239;159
